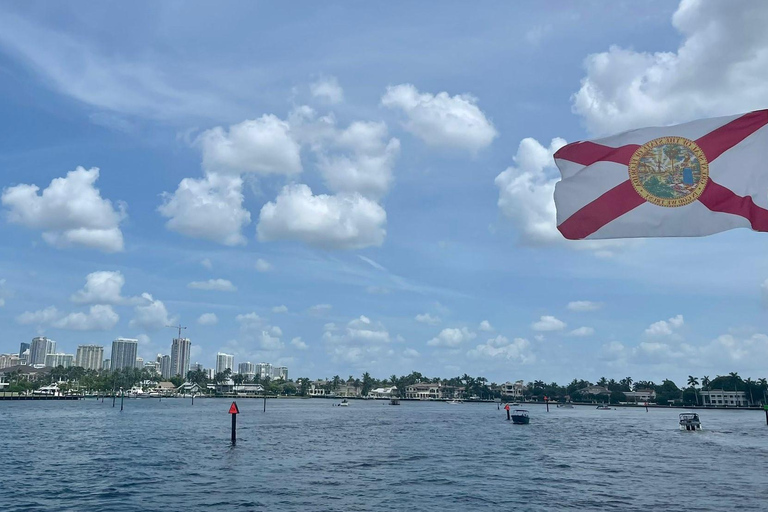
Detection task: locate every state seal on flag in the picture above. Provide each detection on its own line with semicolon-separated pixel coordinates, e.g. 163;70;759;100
628;136;709;207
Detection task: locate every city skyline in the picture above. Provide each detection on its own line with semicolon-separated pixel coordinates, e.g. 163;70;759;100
1;2;768;384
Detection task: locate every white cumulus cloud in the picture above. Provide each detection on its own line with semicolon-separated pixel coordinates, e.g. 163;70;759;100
272;305;288;313
290;337;308;350
531;315;566;332
197;313;218;325
415;313;440;325
427;327;476;348
479;320;494;332
467;335;534;363
197;114;302;175
381;84;497;152
159;172;250;246
310;75;344;104
70;271;137;305
255;258;272;272
567;301;603;312
2;167;126;252
257;184;386;250
568;326;595;337
53;305;119;331
130;293;173;331
17;306;59;326
645;314;684;337
572;0;768;135
187;279;237;292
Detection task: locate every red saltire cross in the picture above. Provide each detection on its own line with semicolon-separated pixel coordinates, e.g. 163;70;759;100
554;110;768;240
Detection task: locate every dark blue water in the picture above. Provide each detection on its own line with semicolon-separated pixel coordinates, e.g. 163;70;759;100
2;399;767;511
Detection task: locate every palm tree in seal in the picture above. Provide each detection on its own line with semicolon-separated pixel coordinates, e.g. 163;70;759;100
687;376;699;405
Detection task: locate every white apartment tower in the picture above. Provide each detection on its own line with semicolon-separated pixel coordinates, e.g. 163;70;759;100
111;338;138;371
170;338;191;379
76;345;104;371
216;352;235;374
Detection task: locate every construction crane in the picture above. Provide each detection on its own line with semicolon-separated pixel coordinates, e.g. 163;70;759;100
166;324;187;340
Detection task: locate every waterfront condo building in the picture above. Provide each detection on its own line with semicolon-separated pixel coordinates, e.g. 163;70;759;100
255;362;272;380
216;352;234;374
29;337;56;366
103;359;111;371
19;342;30;358
272;366;288;380
75;345;104;371
170;338;191;379
0;353;21;369
238;362;255;379
111;338;138;371
135;357;144;369
45;353;74;368
159;354;171;380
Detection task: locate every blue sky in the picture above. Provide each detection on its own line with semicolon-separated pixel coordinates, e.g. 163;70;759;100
2;0;768;384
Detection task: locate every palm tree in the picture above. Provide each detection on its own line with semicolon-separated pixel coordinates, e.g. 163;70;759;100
361;372;373;396
332;375;341;391
687;376;699;405
701;376;710;391
745;378;755;406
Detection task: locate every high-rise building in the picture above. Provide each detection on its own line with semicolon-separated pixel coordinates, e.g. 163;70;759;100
19;342;30;358
255;362;272;380
272;366;288;381
216;353;234;374
143;361;160;374
29;337;56;365
111;338;138;371
170;338;191;379
159;355;171;380
190;362;204;372
76;345;104;370
205;368;215;380
103;359;111;371
0;353;21;369
19;349;29;365
135;357;144;369
238;362;255;379
45;353;74;368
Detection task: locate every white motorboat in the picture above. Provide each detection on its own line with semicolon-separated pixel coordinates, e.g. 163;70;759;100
679;412;702;431
596;405;612;410
446;399;463;404
338;399;349;407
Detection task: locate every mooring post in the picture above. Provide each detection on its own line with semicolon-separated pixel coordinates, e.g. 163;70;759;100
545;396;549;412
263;393;267;413
192;393;195;406
112;389;116;407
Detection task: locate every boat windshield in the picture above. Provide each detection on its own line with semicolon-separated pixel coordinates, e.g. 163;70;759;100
679;413;699;420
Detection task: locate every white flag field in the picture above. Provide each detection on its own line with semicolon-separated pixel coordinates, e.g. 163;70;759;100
553;109;768;240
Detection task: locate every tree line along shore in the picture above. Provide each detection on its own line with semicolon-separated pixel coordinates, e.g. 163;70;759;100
2;365;767;408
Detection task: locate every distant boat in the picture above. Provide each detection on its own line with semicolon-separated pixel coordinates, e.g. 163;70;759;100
446;399;463;405
511;409;530;424
507;402;521;407
679;412;702;431
596;405;612;410
557;403;574;409
389;398;400;405
338;399;349;407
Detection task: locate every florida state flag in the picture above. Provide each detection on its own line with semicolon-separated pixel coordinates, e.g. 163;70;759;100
553;110;768;239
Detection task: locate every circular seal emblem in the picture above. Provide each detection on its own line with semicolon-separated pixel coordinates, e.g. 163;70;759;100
628;136;709;207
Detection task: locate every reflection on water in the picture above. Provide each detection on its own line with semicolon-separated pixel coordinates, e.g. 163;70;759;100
2;399;767;511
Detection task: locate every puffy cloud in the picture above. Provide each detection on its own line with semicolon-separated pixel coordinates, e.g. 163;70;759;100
159;172;250;246
197;115;302;175
255;258;272;272
130;293;173;331
495;137;567;245
257;184;386;250
200;258;212;269
310;75;344;104
567;301;603;312
260;330;284;350
53;305;119;331
17;306;59;326
568;326;595;337
316;122;400;199
187;279;237;292
272;305;288;313
70;271;136;305
381;84;497;152
323;315;392;366
2;167;126;252
645;314;684;337
291;337;308;350
309;304;332;315
703;333;768;366
572;0;768;135
403;348;420;358
427;327;476;347
415;313;440;325
197;313;218;326
531;315;566;332
467;335;534;363
236;312;263;329
479;320;494;332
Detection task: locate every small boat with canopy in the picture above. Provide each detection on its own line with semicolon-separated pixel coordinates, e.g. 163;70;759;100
679;412;702;431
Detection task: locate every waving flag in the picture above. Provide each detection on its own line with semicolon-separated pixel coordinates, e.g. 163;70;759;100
553;110;768;239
